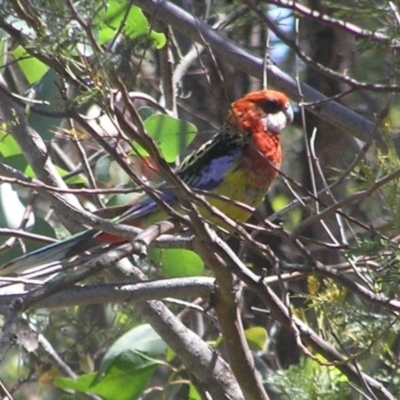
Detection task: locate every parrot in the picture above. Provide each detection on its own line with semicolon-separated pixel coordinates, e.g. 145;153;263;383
1;89;293;276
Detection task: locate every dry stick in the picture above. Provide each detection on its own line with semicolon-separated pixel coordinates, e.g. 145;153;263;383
0;298;22;363
290;166;400;239
155;22;177;115
0;173;138;196
69;133;104;209
193;224;270;400
0;228;56;245
134;299;244;400
38;333;77;379
0;379;13;400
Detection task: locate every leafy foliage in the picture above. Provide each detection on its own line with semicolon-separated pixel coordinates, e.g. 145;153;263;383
267;357;350;400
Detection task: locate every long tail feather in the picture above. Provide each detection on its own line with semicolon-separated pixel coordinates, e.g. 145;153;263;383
1;230;98;276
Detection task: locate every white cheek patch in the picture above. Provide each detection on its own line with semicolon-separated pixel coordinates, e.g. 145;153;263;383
262;111;288;133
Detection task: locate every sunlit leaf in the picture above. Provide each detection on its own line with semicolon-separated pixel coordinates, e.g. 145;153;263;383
0;131;22;157
188;384;202;400
55;325;167;399
11;46;48;84
97;1;166;48
244;326;267;351
271;194;289;212
135;114;197;163
23;164;86;185
55;361;157;400
150;248;204;278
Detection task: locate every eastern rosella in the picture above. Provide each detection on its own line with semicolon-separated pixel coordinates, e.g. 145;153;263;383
1;90;293;275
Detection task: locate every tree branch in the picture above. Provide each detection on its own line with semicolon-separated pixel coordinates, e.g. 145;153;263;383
133;0;375;143
267;0;398;45
0;277;214;308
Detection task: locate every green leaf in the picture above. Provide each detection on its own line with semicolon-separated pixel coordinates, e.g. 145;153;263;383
64;173;87;185
271;194;302;230
23;165;35;179
11;46;48;84
55;360;157;400
244;326;267;351
96;324;167;382
138;114;197;163
0;131;22;157
55;325;167;400
97;1;166;48
150;248;204;278
189;384;202;400
271;194;289;212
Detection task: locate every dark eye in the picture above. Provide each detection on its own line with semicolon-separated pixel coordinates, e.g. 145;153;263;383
258;99;282;114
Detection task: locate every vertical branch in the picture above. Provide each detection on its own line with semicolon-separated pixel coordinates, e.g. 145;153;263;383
193;224;270;400
154;22;177;115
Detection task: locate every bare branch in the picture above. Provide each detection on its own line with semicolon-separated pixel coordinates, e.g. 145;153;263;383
267;0;398;45
244;0;400;93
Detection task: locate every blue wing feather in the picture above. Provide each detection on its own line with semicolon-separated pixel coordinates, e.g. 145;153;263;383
118;147;241;223
181;150;240;189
